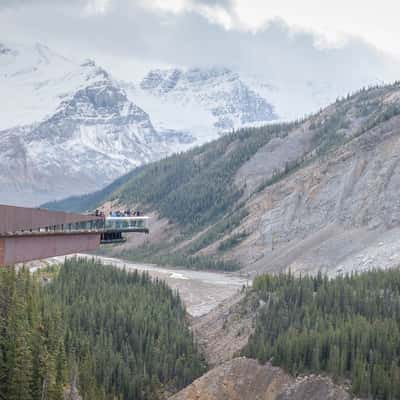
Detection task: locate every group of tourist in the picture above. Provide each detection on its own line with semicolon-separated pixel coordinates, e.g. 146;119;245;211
93;209;141;218
109;209;141;217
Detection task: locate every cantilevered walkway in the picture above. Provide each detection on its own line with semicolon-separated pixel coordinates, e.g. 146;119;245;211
0;204;148;266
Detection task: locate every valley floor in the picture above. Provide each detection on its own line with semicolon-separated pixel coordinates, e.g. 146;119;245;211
34;253;249;317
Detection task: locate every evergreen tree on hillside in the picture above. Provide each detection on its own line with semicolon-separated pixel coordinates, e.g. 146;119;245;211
243;268;400;399
0;261;205;400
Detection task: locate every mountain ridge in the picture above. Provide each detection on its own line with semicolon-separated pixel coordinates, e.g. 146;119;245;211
44;81;400;276
0;41;280;206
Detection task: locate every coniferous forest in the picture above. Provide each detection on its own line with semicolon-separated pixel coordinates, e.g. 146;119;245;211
0;258;206;400
243;269;400;399
0;267;65;400
4;259;400;400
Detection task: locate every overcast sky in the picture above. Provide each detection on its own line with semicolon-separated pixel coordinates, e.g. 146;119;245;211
153;0;400;56
2;0;400;52
1;0;399;82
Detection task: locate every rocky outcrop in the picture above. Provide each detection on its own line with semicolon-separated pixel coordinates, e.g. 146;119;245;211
169;358;352;400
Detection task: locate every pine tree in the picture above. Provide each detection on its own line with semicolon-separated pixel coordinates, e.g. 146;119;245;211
8;321;33;400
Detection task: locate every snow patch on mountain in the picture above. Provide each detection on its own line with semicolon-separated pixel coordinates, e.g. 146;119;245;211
0;41;110;130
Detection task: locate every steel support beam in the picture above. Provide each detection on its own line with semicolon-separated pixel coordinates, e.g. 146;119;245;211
0;233;100;266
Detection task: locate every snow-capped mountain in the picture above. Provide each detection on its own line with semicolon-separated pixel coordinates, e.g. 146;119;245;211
125;67;277;143
0;42;277;206
0;42;195;206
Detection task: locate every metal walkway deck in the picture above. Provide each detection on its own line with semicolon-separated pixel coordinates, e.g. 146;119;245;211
0;204;149;266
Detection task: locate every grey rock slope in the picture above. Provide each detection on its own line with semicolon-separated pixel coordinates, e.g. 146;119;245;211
228;85;400;275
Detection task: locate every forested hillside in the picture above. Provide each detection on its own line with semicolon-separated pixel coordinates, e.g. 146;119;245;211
44;82;400;275
0;260;206;400
243;268;400;399
43;121;299;223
